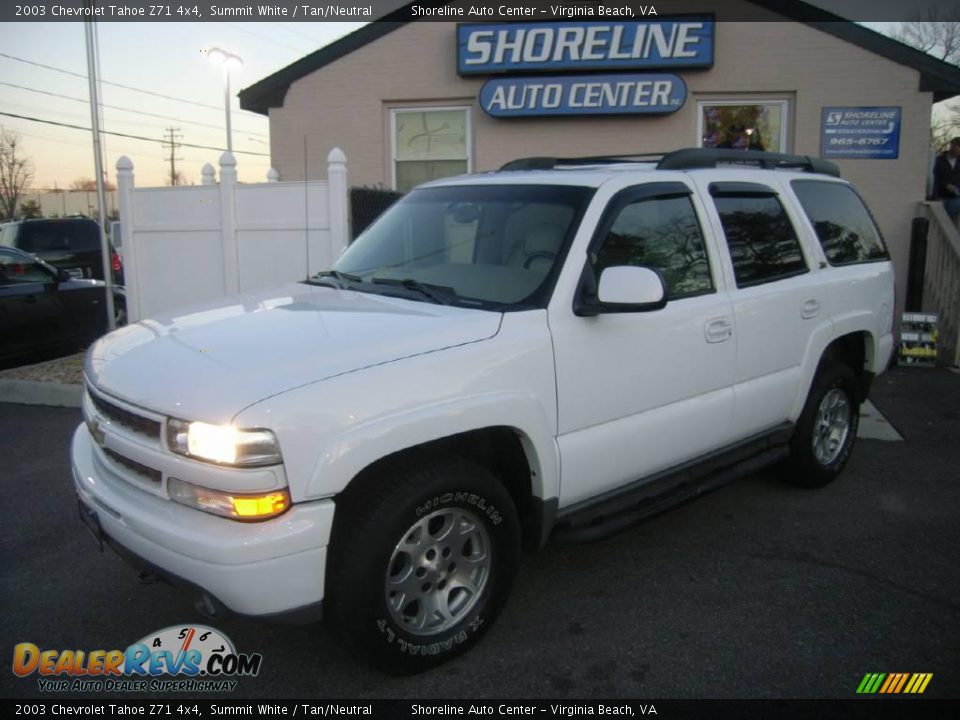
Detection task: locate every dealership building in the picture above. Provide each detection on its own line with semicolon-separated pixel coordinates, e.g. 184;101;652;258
239;0;960;316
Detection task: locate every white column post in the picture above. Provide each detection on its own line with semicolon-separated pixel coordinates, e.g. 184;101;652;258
115;156;140;322
327;148;348;262
218;152;240;295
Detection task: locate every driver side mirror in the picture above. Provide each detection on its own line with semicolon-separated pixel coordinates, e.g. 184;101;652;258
56;269;72;283
575;265;667;316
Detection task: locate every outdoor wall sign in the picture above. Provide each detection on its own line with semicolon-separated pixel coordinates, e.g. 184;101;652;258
479;73;687;117
820;106;902;159
458;18;711;118
457;18;715;75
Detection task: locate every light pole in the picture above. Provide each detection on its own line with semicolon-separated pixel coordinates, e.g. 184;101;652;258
207;47;243;153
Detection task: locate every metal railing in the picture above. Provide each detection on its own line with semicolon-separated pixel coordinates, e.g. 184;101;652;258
918;202;960;367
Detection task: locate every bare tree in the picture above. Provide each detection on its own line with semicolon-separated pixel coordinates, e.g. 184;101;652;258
888;10;960;151
19;199;42;219
893;8;960;64
0;127;33;220
70;177;117;191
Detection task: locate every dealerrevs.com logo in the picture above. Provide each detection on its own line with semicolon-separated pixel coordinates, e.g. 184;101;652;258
13;625;262;693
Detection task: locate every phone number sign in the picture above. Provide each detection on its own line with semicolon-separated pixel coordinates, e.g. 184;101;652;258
821;106;901;159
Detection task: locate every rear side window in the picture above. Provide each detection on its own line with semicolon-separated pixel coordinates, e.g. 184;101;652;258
17;221;100;253
791;181;889;265
713;195;808;288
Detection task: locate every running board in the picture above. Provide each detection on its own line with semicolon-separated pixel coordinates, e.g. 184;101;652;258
552;425;792;544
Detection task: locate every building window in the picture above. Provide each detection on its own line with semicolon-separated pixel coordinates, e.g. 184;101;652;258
392;107;470;193
698;100;788;153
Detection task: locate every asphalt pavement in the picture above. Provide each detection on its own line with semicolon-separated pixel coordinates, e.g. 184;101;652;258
2;366;958;699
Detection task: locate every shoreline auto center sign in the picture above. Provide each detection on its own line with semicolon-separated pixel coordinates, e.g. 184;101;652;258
820;107;902;159
458;18;713;117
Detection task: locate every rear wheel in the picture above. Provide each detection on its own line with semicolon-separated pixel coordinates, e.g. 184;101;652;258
325;453;520;674
784;361;860;488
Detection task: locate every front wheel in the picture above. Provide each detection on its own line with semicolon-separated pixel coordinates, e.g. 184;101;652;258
784;361;860;488
325;453;520;674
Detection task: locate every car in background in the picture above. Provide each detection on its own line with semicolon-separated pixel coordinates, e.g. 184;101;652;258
0;217;124;285
0;246;125;367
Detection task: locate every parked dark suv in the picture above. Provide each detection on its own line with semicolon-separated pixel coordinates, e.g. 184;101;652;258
0;217;124;285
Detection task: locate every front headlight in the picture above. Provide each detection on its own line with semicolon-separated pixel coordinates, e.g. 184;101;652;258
166;419;282;467
168;478;290;521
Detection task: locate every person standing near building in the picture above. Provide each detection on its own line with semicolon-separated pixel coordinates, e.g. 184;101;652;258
932;137;960;220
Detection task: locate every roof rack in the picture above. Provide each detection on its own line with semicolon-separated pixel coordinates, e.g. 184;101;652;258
656;148;840;177
499;148;841;178
499;153;664;171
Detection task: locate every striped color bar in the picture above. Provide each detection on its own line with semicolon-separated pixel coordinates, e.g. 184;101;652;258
857;673;932;694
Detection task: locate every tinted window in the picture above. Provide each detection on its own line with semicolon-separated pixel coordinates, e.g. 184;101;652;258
0;250;54;285
594;195;713;299
714;195;807;287
791;181;889;265
17;221;100;253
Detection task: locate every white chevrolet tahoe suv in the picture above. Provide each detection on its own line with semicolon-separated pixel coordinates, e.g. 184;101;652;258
73;148;895;673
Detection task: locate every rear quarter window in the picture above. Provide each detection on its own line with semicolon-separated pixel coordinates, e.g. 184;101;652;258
791;180;889;265
17;221;100;253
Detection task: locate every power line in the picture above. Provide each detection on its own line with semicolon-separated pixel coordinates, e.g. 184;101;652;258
0;51;266;119
273;23;324;44
0;80;268;137
0;111;270;157
221;22;307;53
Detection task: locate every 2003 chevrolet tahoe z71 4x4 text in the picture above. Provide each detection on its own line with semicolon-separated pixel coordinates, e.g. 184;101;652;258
73;148;895;673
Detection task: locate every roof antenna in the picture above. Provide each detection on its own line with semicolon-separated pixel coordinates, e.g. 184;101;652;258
303;135;310;280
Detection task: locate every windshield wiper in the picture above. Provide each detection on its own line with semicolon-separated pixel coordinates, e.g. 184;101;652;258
370;277;456;305
308;270;363;289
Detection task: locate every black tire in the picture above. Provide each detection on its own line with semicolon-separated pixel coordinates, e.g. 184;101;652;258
784;361;860;488
325;451;520;674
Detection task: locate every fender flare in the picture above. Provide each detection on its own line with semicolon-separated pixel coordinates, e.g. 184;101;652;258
303;390;559;504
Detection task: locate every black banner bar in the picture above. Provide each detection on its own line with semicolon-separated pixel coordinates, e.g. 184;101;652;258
2;699;959;719
2;0;959;23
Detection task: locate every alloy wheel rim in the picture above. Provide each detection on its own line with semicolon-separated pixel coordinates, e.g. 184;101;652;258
384;507;491;636
812;387;851;466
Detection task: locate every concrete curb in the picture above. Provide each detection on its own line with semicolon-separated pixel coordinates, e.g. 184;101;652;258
0;379;82;408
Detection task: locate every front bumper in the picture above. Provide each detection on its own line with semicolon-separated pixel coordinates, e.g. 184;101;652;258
71;425;334;619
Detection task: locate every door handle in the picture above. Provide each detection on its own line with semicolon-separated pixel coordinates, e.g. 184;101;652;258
705;317;733;343
801;299;821;319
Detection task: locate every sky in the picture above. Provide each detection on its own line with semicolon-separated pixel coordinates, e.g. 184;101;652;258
0;21;365;188
0;13;919;191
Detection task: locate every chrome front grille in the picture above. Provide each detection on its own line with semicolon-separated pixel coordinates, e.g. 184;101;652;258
87;388;162;440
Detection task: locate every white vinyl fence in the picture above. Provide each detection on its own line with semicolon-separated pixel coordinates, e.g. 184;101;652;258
116;149;348;322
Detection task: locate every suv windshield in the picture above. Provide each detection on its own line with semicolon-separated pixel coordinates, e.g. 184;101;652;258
328;184;593;310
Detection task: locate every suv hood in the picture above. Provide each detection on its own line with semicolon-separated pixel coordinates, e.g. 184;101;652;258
86;283;502;422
